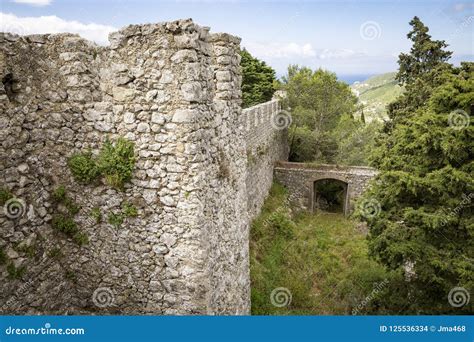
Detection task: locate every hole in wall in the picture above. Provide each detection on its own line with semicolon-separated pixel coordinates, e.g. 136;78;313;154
313;179;348;213
2;73;17;101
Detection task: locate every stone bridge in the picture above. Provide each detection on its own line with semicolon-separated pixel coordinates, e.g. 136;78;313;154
274;161;378;215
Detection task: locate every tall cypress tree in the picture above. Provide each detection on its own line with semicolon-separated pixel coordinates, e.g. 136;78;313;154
396;16;452;86
387;17;453;128
360;18;474;313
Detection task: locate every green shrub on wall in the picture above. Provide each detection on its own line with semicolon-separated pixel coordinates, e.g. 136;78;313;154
0;247;6;265
7;262;26;280
51;186;89;246
0;188;13;205
68;137;136;190
97;138;136;189
107;202;138;229
67;152;100;183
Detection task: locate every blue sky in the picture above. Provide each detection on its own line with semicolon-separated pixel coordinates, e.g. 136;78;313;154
1;0;473;81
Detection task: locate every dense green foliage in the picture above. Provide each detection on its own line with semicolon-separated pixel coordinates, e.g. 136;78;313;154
240;49;276;108
331;114;382;166
282;66;377;165
251;183;392;314
359;17;474;313
285;66;357;133
68;137;136;190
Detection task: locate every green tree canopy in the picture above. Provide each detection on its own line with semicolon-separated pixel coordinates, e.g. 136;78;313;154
285;66;358;133
240;48;276;108
282;66;367;163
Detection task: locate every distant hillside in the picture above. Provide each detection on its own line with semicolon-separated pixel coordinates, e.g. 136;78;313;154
351;72;403;121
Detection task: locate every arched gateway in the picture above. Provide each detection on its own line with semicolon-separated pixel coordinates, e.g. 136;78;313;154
312;178;350;216
274;161;377;215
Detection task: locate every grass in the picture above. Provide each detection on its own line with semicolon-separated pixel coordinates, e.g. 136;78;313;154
48;247;63;259
250;183;390;315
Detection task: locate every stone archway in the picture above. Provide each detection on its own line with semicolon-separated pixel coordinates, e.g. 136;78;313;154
274;162;377;215
310;177;350;216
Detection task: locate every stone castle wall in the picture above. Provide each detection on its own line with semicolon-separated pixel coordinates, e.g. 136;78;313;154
0;19;288;315
242;100;289;219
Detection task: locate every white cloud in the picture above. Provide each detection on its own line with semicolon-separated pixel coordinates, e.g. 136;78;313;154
244;42;367;62
244;42;317;58
316;49;360;60
0;12;116;45
11;0;52;6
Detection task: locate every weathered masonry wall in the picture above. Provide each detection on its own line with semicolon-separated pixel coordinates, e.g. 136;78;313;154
0;19;256;315
243;99;289;219
274;162;377;214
